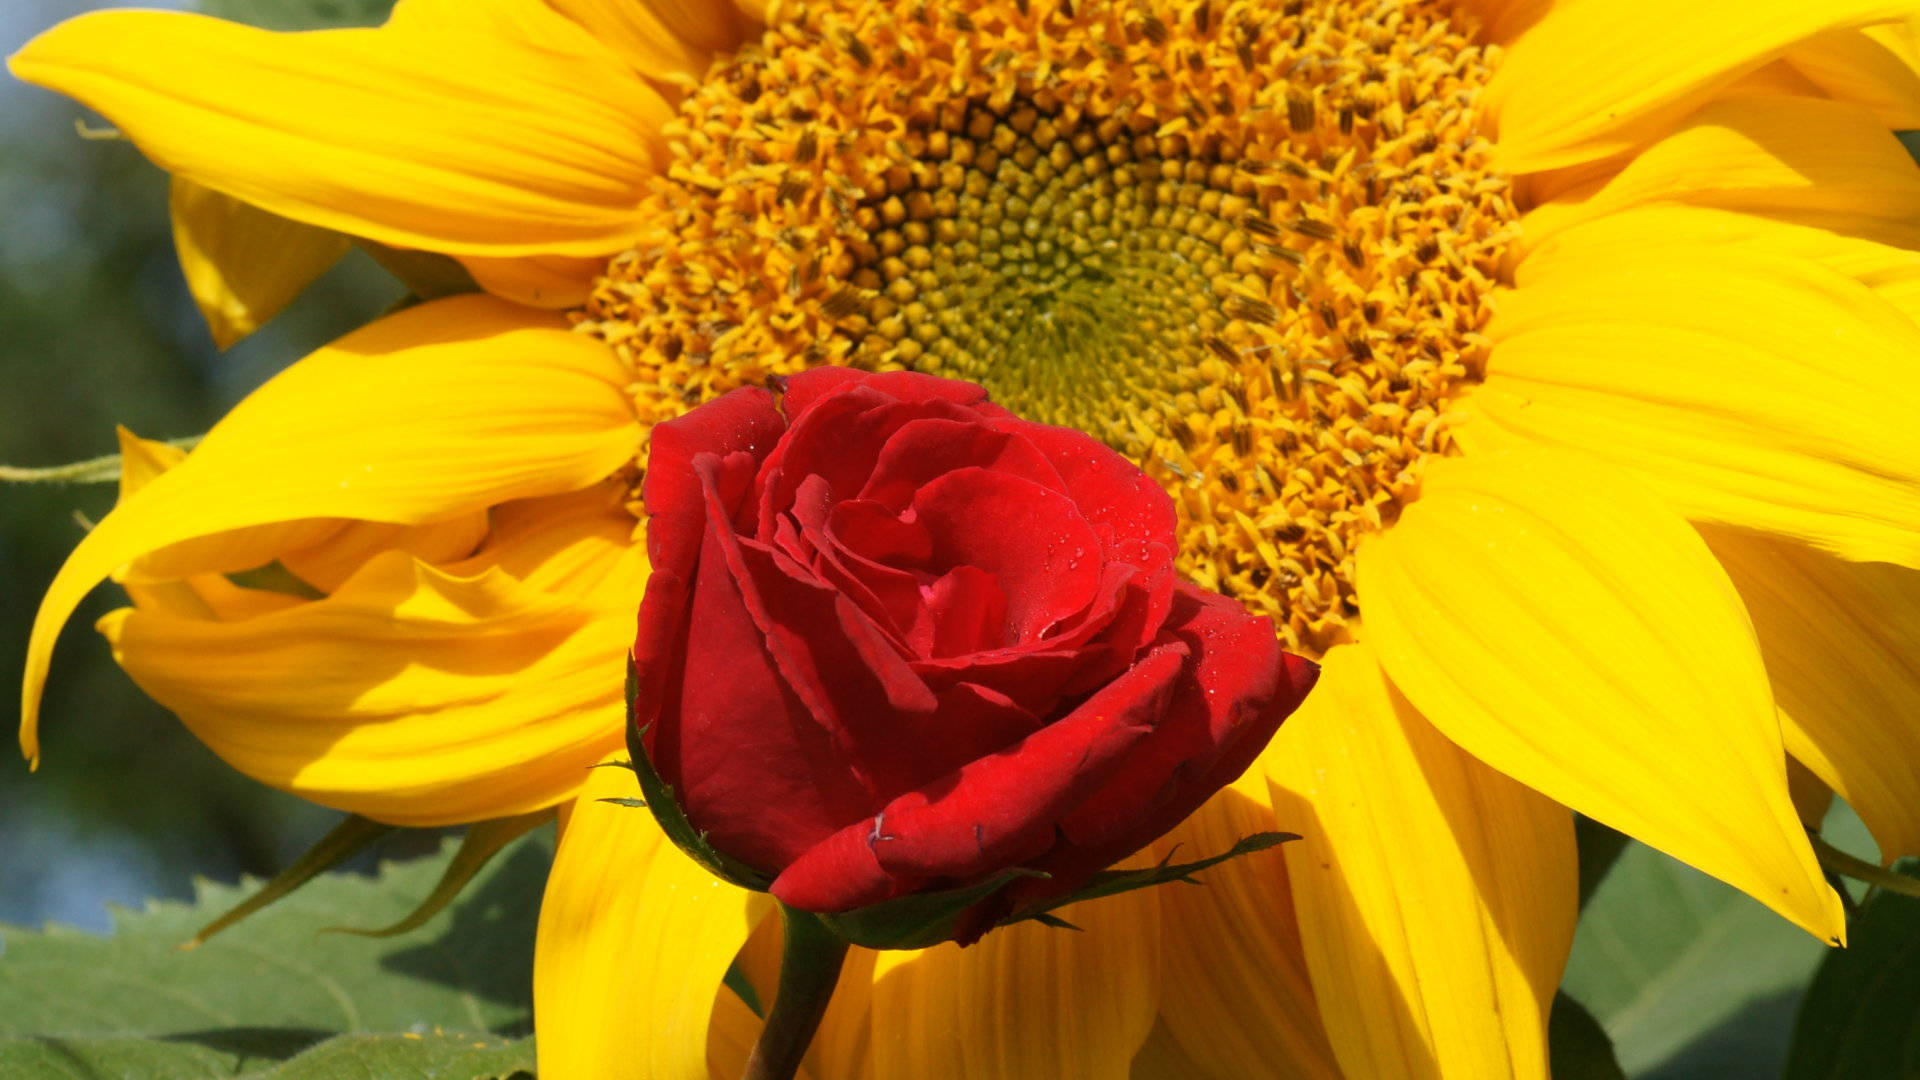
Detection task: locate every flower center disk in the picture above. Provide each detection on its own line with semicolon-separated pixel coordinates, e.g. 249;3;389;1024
581;0;1515;653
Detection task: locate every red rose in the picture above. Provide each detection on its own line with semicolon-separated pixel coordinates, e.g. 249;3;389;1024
630;368;1317;943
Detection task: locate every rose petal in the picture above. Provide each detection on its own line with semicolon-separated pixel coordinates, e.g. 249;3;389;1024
908;467;1105;643
642;385;784;578
781;366;1001;421
769;641;1189;911
910;565;1010;659
999;586;1318;913
860;417;1065;511
758;391;970;527
990;417;1178;567
650;455;876;874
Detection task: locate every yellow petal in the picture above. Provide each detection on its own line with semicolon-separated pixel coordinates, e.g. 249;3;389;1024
21;294;639;766
170;178;349;349
1487;0;1912;172
1462;249;1920;566
10;10;670;257
537;760;772;1080
1516;204;1920;306
1262;643;1574;1080
1146;787;1341;1079
1453;0;1551;45
805;948;880;1080
868;869;1161;1080
1515;96;1920;260
724;907;880;1080
1357;450;1843;941
103;539;644;824
1787;24;1920;130
546;0;754;84
460;253;601;309
1701;526;1920;862
1130;1021;1210;1078
114;427;187;499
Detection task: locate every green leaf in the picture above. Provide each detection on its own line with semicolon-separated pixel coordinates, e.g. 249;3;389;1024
198;0;396;31
816;867;1050;952
1574;814;1630;908
1548;991;1627;1080
324;810;555;939
1561;839;1827;1078
0;1031;534;1080
189;814;394;946
1783;859;1920;1080
0;831;552;1077
1019;831;1297;917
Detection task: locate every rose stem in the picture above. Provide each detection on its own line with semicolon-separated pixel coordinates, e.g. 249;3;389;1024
742;904;850;1080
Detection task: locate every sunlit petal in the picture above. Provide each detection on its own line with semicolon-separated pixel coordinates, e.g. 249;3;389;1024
1358;450;1843;941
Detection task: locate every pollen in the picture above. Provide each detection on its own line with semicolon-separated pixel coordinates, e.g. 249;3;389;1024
577;0;1515;655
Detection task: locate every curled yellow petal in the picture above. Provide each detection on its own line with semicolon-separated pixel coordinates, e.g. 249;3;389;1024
103;540;645;824
536;759;771;1080
170;178;349;349
21;294;640;767
10;9;670;257
1357;450;1842;942
1266;643;1575;1080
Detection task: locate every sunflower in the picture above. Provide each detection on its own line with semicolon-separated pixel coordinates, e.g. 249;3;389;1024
14;0;1920;1075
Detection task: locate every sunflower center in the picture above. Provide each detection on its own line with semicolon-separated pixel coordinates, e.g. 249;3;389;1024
580;0;1514;653
839;106;1278;444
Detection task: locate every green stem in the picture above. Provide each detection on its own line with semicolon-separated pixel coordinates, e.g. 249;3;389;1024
1809;832;1920;899
742;905;849;1080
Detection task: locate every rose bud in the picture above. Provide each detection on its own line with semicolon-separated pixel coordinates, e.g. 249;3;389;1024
625;368;1318;949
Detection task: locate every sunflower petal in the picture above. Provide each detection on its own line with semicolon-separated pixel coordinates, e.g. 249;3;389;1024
1357;450;1843;941
460;253;601;309
1487;0;1912;171
1145;786;1341;1079
1452;0;1550;45
1700;526;1920;862
1462;249;1920;566
546;0;754;83
1515;204;1920;305
20;294;638;766
1787;24;1920;129
537;760;771;1080
867;868;1160;1080
1515;96;1920;260
170;178;348;349
1261;643;1574;1080
9;9;670;257
102;540;643;823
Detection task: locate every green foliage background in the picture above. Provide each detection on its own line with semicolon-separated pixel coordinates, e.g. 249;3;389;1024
2;1;1917;1077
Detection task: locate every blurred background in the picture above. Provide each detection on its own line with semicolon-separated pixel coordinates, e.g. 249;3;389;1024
0;0;407;932
0;3;1900;1077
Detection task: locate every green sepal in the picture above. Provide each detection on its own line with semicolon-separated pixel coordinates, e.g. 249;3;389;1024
1030;912;1083;932
624;658;774;890
185;814;395;948
814;866;1052;951
598;797;649;809
1013;831;1297;922
321;808;554;939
